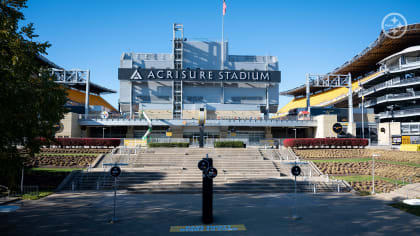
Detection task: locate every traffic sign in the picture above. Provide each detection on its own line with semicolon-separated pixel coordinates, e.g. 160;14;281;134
198;159;209;171
110;166;121;177
291;166;301;176
205;167;218;179
332;123;343;134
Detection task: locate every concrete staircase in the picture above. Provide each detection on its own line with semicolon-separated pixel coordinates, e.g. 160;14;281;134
62;148;349;193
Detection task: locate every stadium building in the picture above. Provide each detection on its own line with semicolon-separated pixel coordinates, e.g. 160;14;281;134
277;23;420;145
51;22;420;146
68;23;339;144
115;23;281;143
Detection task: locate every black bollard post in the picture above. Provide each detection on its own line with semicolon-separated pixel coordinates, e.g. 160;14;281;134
198;155;217;224
199;123;204;148
202;157;213;224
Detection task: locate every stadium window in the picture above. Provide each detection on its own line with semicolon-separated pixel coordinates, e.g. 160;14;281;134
231;97;241;104
138;96;151;103
157;96;170;101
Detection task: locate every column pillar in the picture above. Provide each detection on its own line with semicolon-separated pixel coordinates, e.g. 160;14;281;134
265;127;272;139
126;126;134;138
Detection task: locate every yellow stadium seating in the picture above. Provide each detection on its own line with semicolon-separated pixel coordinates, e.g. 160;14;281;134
276;71;382;116
66;89;117;112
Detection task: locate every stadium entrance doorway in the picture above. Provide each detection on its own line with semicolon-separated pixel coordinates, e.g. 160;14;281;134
191;135;208;147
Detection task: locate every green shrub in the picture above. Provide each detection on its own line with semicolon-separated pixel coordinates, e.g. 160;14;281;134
148;142;189;148
214;141;244;148
389;202;420;217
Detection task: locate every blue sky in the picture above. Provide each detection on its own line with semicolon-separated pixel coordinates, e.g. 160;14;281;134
23;0;420;109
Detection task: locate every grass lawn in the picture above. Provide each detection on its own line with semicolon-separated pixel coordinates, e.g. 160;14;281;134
311;158;420;168
22;191;53;200
29;167;85;172
332;175;405;185
389;202;420;217
378;160;420;168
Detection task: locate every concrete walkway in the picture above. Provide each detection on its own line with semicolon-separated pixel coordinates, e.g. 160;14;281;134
0;197;20;205
1;191;419;235
374;183;420;201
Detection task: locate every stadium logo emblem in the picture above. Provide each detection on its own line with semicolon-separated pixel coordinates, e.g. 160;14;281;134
130;70;143;80
381;13;407;39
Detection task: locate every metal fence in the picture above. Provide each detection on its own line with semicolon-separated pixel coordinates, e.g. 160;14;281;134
366;91;420;107
20;185;39;196
149;138;189;143
380;108;420;120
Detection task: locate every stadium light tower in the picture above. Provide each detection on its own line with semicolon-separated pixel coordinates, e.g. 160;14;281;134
51;68;91;119
306;73;354;136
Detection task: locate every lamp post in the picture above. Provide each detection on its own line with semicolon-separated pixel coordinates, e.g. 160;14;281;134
293;128;297;139
359;81;365;139
387;105;395;146
372;154;379;194
103;127;106;139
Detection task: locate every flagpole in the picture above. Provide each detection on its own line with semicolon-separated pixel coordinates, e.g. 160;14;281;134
221;13;224;70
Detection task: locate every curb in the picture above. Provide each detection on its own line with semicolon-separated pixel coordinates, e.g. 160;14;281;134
0;197;21;205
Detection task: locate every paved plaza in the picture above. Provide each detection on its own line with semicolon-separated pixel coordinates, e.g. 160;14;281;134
1;191;419;235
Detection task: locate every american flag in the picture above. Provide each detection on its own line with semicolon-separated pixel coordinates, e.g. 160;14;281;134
223;0;227;16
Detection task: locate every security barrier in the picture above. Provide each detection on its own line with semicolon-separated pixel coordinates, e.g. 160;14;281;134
400;144;420;152
123;139;147;147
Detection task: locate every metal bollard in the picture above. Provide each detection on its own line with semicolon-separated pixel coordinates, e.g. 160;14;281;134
337;183;340;193
326;174;329;182
313;184;316;194
309;168;312;177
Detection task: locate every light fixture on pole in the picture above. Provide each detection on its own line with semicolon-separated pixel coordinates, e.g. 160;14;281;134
292;128;297;139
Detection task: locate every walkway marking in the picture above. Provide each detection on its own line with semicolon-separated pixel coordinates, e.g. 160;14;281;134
170;224;246;232
0;205;19;213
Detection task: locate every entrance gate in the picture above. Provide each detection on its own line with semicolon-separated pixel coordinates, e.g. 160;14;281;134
191;136;211;147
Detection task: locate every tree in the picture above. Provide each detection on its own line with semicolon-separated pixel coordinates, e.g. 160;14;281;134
0;0;68;187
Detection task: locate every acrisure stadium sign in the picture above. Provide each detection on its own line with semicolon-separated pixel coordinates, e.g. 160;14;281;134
118;68;281;83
